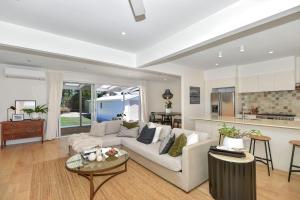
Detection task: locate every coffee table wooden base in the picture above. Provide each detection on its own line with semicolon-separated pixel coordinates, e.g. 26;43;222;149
78;162;127;200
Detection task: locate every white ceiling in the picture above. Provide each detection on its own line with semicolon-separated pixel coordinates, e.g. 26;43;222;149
0;0;238;53
174;18;300;70
0;47;179;82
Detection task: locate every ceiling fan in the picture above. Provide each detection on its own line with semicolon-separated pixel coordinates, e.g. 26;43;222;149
129;0;146;21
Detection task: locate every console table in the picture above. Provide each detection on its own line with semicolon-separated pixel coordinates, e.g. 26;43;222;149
208;152;256;200
1;120;44;148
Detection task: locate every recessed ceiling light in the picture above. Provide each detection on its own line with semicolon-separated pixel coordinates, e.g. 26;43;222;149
268;50;274;54
121;32;126;36
215;63;219;66
218;51;222;58
240;45;245;52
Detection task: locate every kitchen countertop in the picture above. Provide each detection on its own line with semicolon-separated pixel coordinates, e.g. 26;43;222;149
192;115;300;130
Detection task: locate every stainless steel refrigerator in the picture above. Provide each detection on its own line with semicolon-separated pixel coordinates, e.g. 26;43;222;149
211;87;235;117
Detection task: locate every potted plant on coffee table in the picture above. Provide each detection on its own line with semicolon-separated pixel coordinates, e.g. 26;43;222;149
218;123;262;149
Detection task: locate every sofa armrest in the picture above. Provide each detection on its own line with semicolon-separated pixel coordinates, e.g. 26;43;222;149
181;138;218;191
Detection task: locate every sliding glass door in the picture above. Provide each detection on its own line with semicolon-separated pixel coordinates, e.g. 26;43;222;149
60;82;92;135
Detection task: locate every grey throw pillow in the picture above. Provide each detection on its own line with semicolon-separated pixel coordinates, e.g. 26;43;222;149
117;126;139;138
159;132;175;155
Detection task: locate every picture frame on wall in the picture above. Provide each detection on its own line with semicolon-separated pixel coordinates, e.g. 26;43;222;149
15;100;36;119
12;114;24;122
190;86;200;104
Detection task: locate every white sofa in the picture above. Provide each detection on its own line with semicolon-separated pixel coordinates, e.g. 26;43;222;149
68;121;218;192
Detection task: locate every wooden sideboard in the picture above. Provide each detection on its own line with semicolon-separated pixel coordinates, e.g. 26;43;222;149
1;120;44;148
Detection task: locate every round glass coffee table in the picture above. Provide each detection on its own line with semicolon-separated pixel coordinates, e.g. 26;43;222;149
65;148;129;200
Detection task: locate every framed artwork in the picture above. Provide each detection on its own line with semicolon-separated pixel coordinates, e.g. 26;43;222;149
190;86;200;104
15;100;36;119
12;114;24;121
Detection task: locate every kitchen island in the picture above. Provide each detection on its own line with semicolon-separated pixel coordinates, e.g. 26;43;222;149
193;115;300;172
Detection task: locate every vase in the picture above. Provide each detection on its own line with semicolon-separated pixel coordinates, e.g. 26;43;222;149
222;136;244;149
166;108;172;114
31;112;39;120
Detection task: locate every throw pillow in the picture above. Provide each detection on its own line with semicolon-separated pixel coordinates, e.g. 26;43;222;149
117;126;139;138
148;122;162;143
168;134;187;157
187;132;199;146
89;122;106;137
123;121;139;129
159;132;175;155
103;120;122;135
136;125;156;144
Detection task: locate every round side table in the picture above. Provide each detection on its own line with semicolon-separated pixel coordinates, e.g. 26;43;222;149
208;152;256;200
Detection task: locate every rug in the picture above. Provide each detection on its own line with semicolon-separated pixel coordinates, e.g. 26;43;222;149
30;158;208;200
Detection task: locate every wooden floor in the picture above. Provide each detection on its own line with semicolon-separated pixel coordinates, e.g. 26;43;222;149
0;139;299;200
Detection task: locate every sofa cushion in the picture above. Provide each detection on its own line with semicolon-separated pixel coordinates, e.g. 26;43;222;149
159;132;175;155
168;134;187;157
70;133;122;153
123;121;139;129
148;122;171;141
172;128;210;141
137;125;156;144
103;120;122;135
117;126;139;138
148;122;162;143
187;133;199;146
122;138;182;172
90;122;106;137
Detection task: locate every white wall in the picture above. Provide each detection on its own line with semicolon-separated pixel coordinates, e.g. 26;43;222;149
146;79;181;115
146;63;205;130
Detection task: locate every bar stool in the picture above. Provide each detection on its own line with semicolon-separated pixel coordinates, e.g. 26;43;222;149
249;135;274;176
288;140;300;182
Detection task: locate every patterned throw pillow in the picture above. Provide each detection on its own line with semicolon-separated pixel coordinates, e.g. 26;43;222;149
117;126;139;138
123;121;139;129
159;132;175;155
168;134;187;157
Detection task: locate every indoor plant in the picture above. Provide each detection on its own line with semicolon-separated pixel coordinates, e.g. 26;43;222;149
22;104;48;120
165;100;172;114
218;123;262;149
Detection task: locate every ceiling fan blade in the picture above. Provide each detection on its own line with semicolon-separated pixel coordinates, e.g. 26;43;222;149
129;0;146;17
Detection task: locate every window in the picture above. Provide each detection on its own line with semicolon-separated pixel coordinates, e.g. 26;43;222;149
95;85;140;122
60;83;92;135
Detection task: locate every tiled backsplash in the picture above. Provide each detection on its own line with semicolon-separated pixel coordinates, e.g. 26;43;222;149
238;90;300;115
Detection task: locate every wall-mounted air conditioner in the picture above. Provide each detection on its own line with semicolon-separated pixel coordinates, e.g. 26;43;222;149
4;65;46;80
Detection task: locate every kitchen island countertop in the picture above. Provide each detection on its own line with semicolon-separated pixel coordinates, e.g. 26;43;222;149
192;115;300;130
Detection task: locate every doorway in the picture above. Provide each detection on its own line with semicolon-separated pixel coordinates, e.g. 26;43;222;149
60;82;93;136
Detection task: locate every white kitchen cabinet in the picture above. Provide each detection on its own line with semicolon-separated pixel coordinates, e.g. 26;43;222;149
238;75;258;93
238;57;296;93
258;74;274;92
274;71;295;91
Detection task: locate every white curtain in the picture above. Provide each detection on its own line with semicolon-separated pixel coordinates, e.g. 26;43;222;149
139;82;148;123
45;71;63;140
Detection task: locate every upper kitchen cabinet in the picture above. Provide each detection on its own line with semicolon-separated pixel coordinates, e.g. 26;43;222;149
238;57;296;93
296;56;300;83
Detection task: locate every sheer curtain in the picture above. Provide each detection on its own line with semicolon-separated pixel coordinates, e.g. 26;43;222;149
45;71;63;140
139;82;148;123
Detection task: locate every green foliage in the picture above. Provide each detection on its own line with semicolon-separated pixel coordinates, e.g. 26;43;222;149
218;123;262;139
22;108;34;115
35;105;48;113
22;105;48;114
165;100;172;108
